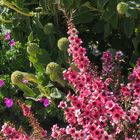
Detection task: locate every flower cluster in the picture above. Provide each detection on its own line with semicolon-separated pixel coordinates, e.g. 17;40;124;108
38;97;50;107
4;33;16;47
51;20;140;140
0;122;29;140
17;100;47;139
0;100;47;139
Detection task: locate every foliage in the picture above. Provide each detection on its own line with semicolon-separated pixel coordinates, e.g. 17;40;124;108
0;0;139;139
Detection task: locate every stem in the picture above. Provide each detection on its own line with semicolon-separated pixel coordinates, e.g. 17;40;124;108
0;1;34;17
0;16;12;23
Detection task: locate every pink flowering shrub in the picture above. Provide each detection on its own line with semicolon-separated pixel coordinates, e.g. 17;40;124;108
0;100;47;140
50;20;140;140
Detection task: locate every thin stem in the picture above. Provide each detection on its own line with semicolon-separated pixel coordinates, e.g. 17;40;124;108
0;1;34;17
0;15;12;23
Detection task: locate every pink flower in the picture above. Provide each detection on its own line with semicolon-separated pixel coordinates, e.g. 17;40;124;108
22;105;31;116
38;97;45;102
43;98;50;107
115;51;123;61
58;101;67;109
4;33;11;40
9;40;16;47
22;79;28;84
4;98;14;108
105;100;115;110
0;79;4;87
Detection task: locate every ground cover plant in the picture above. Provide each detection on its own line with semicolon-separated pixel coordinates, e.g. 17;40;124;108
0;0;140;139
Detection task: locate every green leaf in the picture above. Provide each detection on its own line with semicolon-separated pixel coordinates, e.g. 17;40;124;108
97;0;110;10
81;1;97;11
93;20;104;33
104;23;111;38
129;51;139;67
18;82;36;97
46;82;54;88
50;88;64;99
28;32;33;42
73;7;99;24
109;13;118;29
132;35;140;51
123;18;135;38
37;49;51;65
29;56;38;64
34;62;45;73
33;13;43;29
60;0;73;10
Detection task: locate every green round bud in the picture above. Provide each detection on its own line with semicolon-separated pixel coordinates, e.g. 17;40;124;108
46;62;59;74
117;2;128;15
43;23;54;35
57;37;69;51
11;71;24;84
27;43;39;55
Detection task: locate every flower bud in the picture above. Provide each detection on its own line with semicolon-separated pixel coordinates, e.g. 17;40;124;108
27;43;39;55
46;62;59;74
117;2;128;15
11;71;24;84
57;37;69;51
43;23;54;35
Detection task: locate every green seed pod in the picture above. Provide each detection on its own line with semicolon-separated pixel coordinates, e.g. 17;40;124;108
46;62;59;74
27;43;39;55
11;71;24;85
117;2;128;15
57;37;69;51
43;23;54;35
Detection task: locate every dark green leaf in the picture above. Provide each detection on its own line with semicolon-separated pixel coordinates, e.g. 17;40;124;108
60;0;73;10
73;7;99;24
97;0;110;10
132;35;140;51
123;18;135;38
104;23;111;38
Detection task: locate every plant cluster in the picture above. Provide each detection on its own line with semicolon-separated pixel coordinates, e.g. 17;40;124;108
0;0;139;140
50;19;140;140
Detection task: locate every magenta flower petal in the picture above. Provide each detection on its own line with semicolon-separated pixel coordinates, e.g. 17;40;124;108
22;79;28;84
9;40;16;47
4;98;14;108
0;79;4;87
4;33;11;41
43;98;50;107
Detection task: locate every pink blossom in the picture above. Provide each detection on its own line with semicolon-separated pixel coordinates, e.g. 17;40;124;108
0;79;4;87
4;98;14;108
9;40;16;47
43;98;50;107
4;33;11;40
58;101;67;109
22;79;28;84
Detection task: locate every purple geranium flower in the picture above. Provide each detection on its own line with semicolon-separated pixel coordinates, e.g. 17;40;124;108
4;98;14;108
9;40;16;47
43;98;50;107
4;33;11;41
0;79;4;87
